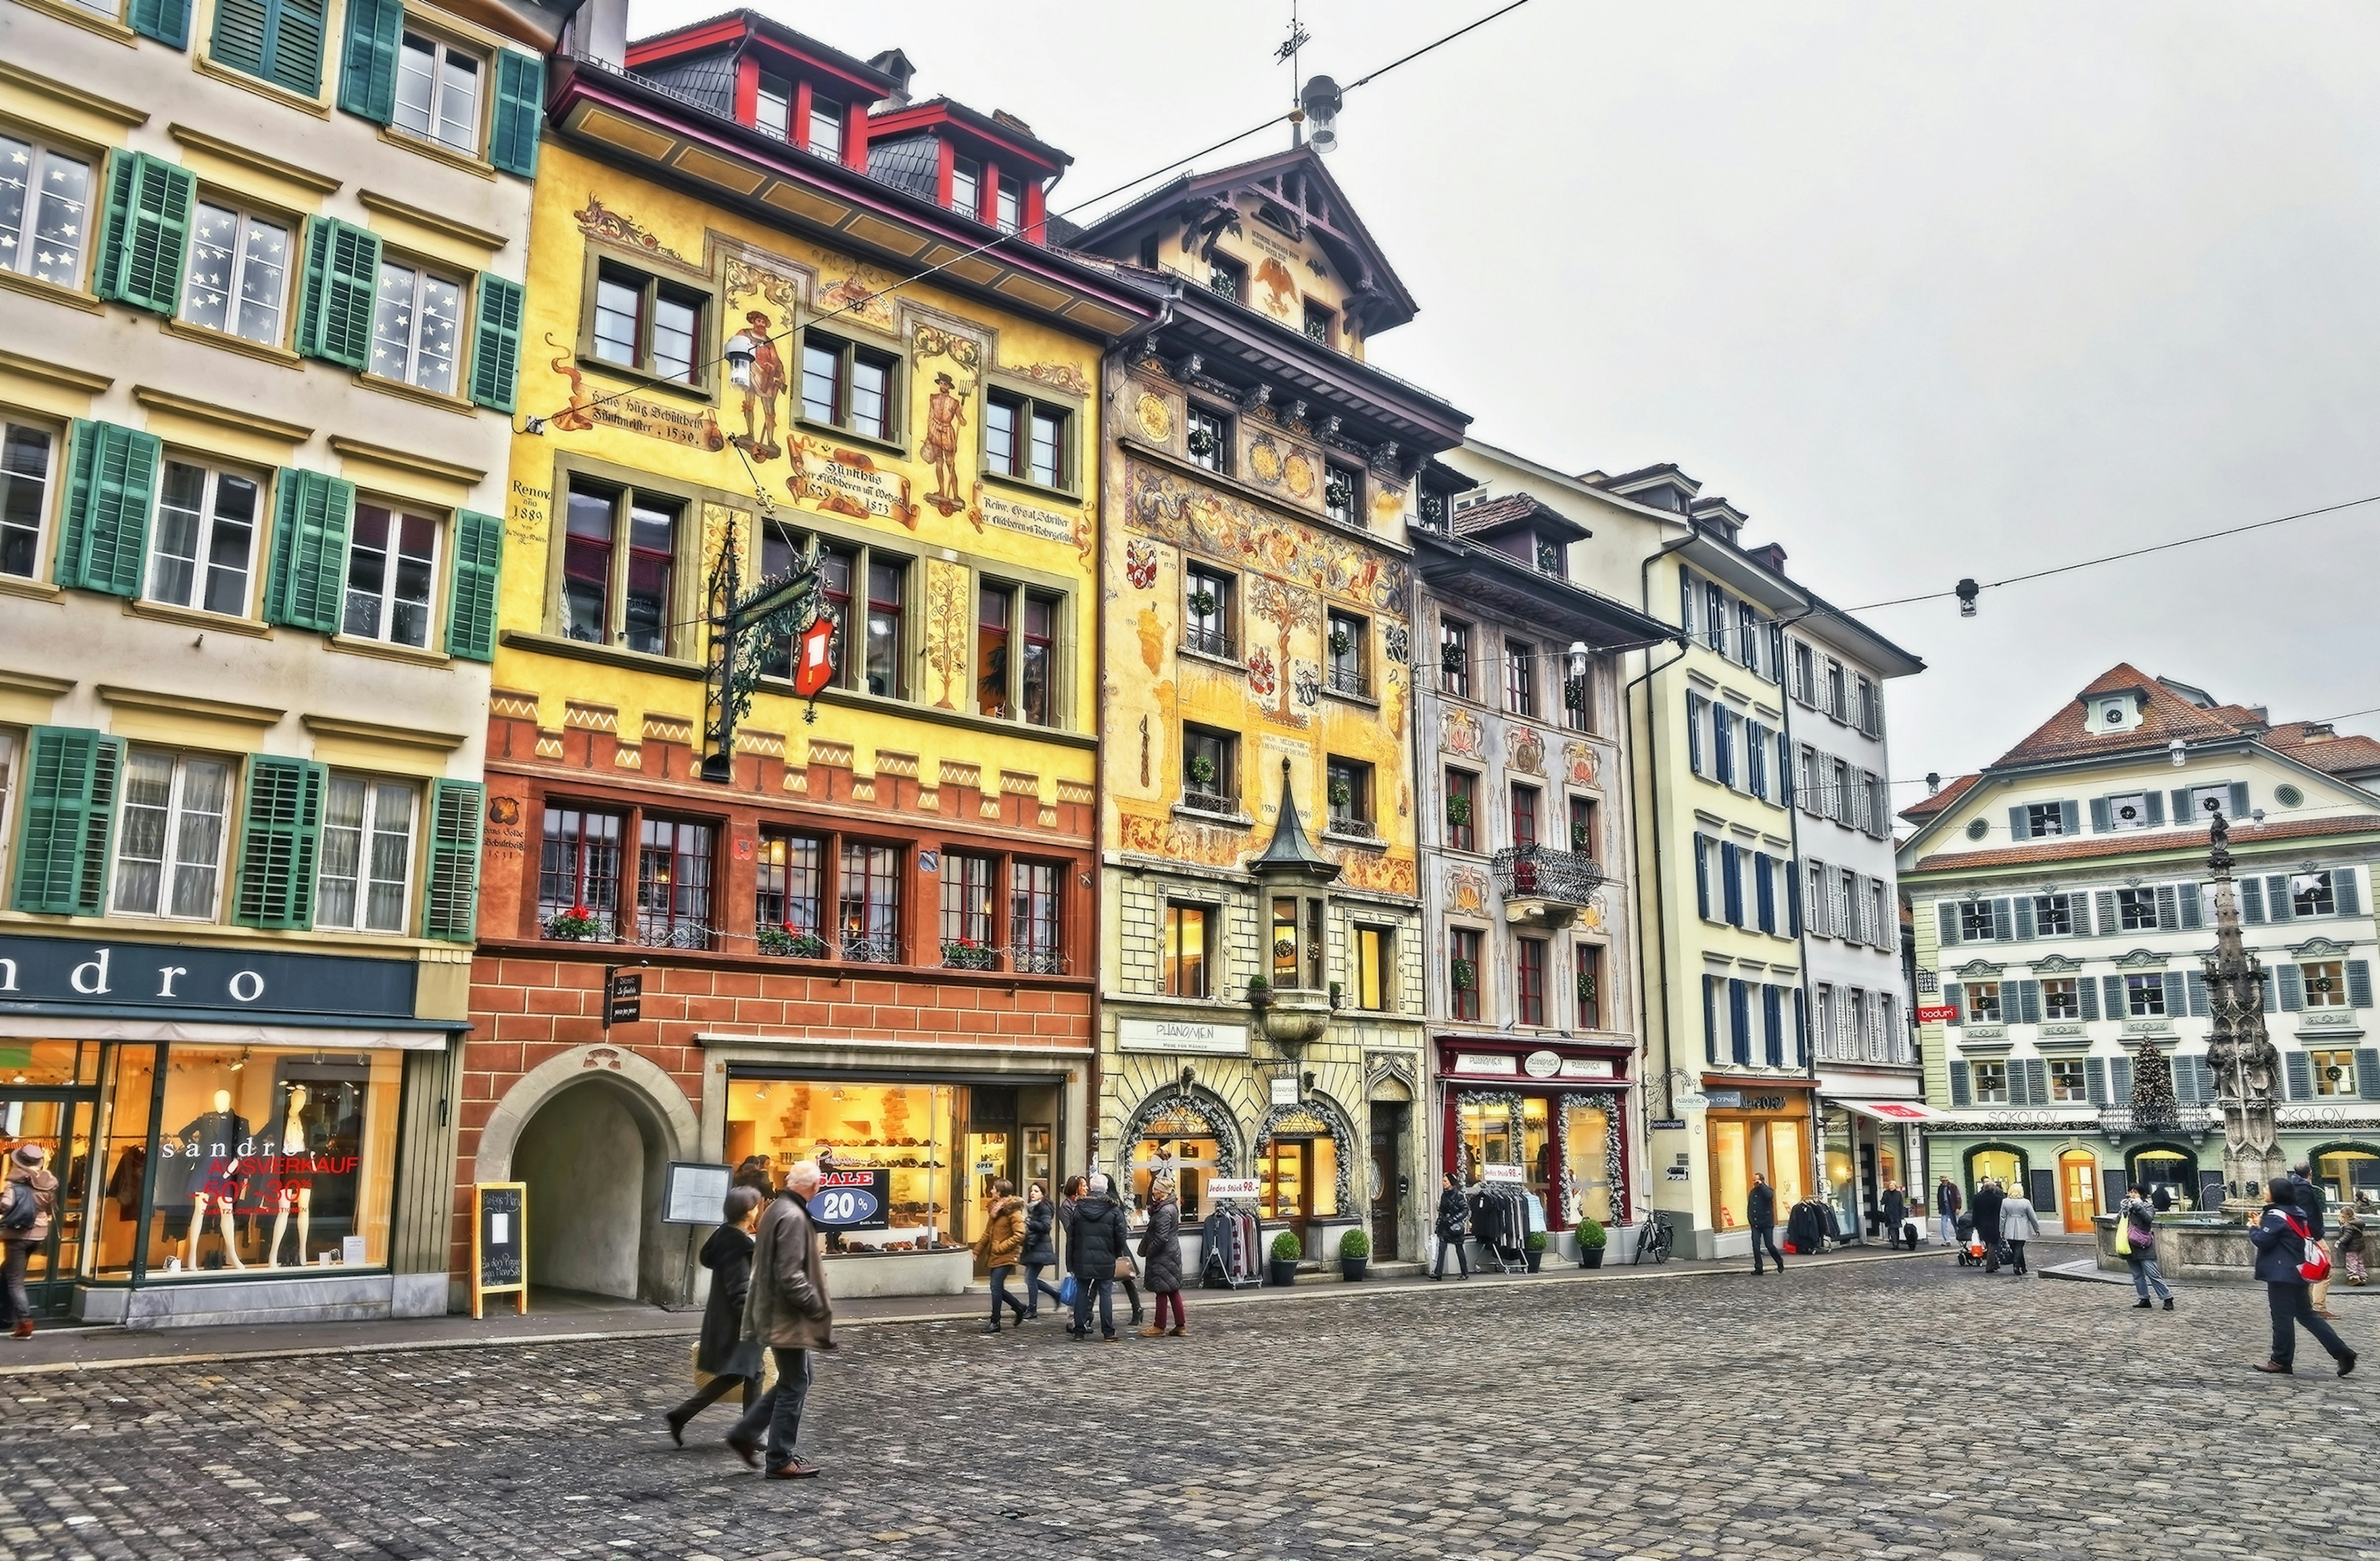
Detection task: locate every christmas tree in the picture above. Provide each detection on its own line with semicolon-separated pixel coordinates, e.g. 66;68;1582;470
2131;1037;2178;1123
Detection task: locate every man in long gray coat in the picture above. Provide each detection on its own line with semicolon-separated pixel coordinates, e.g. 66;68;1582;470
726;1159;832;1478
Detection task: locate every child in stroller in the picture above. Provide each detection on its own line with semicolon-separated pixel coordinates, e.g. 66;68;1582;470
1952;1212;1982;1267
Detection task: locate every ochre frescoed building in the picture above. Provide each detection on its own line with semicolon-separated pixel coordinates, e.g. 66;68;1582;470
1068;149;1470;1266
458;11;1153;1304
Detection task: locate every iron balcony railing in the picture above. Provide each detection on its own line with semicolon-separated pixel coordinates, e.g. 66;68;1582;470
1007;945;1069;976
1326;665;1371;698
841;932;905;965
1492;845;1605;906
1183;623;1236;659
1182;788;1238;817
2095;1102;2218;1138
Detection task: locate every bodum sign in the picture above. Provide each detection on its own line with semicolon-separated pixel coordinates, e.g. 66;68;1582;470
0;933;418;1019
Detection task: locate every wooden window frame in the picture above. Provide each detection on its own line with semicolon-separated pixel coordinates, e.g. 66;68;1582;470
392;27;488;158
0;416;61;583
1324;755;1373;836
147;453;266;619
1515;935;1548;1027
1186;402;1232;475
1323;609;1368;699
982;386;1078;496
112;745;237;922
1445;767;1478;853
584;256;708;392
1183;564;1236;660
798;326;901;444
974;574;1068;729
178;194;298;350
1449;925;1483;1022
1163;899;1213;998
550;464;697;659
1182;722;1238;814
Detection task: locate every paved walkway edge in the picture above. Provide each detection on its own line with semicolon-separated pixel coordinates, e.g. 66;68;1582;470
0;1246;1943;1379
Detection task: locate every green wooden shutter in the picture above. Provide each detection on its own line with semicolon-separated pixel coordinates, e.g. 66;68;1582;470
444;508;503;662
59;420;160;598
209;0;273;77
95;152;197;315
421;779;483;942
130;0;192;48
12;727;125;916
265;0;327;93
336;0;402;121
232;755;324;928
265;467;355;632
469;271;523;413
293;217;381;369
490;51;544;177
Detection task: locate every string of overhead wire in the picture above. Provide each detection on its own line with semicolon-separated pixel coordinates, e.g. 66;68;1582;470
522;0;1540;434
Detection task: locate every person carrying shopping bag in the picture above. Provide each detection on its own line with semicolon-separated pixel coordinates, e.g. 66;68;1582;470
2117;1185;2174;1310
664;1185;767;1443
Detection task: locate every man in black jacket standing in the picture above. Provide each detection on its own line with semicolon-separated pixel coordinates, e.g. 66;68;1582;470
1430;1172;1471;1280
1748;1173;1784;1275
1973;1177;2008;1273
1064;1172;1129;1342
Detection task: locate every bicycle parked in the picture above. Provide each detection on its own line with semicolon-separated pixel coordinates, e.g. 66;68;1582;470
1633;1206;1674;1265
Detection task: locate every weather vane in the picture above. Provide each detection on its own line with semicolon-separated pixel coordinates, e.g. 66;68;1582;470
1277;0;1311;146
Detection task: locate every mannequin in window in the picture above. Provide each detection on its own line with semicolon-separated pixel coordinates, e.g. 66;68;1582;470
178;1089;247;1271
265;1084;314;1269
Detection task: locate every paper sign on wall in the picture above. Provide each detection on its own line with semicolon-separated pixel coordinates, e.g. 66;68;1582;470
1481;1163;1525;1184
1207;1179;1261;1200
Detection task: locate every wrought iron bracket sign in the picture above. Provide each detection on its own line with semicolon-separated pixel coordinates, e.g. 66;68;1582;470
702;522;829;782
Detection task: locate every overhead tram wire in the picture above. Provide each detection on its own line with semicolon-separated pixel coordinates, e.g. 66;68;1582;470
519;0;1541;435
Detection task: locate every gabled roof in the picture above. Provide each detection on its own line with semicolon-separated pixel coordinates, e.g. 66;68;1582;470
1069;146;1419;333
625;9;899;99
1991;662;2260;767
870;97;1072;176
1451;492;1590;543
1898;773;1982;827
2267;724;2380;779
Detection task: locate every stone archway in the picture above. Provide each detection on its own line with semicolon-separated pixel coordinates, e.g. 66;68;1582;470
477;1047;699;1306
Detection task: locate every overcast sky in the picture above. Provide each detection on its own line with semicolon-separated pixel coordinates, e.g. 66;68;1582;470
638;0;2380;789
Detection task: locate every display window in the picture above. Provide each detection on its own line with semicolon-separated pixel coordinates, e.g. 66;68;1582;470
1965;1145;2025;1196
1706;1114;1806;1231
1127;1109;1222;1217
2312;1145;2378;1213
1456;1096;1550;1210
1257;1106;1340;1242
1559;1097;1615;1225
0;1040;97;1089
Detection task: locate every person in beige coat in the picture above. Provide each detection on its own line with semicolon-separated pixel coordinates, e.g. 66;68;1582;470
725;1159;832;1478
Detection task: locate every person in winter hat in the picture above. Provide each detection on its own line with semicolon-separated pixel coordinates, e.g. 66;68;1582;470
2250;1175;2355;1378
1137;1173;1188;1337
0;1144;58;1339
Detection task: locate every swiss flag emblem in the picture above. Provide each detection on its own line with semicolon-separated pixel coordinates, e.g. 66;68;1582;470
793;618;835;697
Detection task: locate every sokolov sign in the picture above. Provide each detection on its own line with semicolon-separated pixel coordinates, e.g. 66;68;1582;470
0;933;418;1019
1117;1018;1250;1055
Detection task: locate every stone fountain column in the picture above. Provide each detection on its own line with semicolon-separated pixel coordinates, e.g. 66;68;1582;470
2200;815;2287;1215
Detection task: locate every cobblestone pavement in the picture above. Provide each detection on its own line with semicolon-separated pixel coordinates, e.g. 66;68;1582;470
1;1259;2372;1561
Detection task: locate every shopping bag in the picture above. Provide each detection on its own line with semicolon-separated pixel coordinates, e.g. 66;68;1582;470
1058;1273;1079;1308
2113;1224;2131;1257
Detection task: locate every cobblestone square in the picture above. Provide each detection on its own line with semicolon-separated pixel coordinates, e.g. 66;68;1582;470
1;1259;2371;1561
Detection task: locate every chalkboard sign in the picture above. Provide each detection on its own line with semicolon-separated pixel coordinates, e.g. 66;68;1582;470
809;1167;891;1231
473;1182;528;1319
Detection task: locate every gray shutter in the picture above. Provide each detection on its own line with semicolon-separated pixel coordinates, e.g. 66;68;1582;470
2155;884;2179;931
2185;969;2208;1016
2285;1051;2312;1101
2060;799;2080;835
2015;896;2036;940
2338;868;2363;918
2263;974;2279;1013
2021;1058;2048;1106
2242;877;2265;923
2009;804;2029;840
1949;1061;1972;1107
2018;980;2042;1024
2179;884;2203;930
2112;1057;2133;1099
2178;1056;2207;1103
1944;983;1964;1025
2169;787;2191;823
2162;971;2187;1017
2102;974;2126;1015
2358;1049;2380;1102
2278;964;2303;1011
2089;797;2111;833
1937;901;1959;948
2349;960;2373;1009
2229;781;2250;819
2144;791;2165;825
2085;1058;2108;1104
2095;890;2118;935
1993;899;2014;942
2069;894;2092;937
2267;875;2293;922
2079;977;2100;1021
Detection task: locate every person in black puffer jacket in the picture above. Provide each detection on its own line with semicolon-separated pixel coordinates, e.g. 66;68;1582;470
663;1186;765;1443
1431;1172;1471;1280
2250;1175;2356;1377
1020;1182;1065;1317
1064;1174;1130;1341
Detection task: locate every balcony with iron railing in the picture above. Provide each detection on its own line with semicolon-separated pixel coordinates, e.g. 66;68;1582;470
1325;664;1372;699
2095;1102;2218;1141
841;932;906;965
1183;623;1237;661
1493;845;1605;927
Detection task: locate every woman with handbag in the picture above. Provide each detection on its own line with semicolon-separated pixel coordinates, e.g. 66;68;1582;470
1020;1182;1067;1317
1138;1174;1188;1337
2249;1176;2356;1377
663;1185;767;1443
2117;1185;2173;1310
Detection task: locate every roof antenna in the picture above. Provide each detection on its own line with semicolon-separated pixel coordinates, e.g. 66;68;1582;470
1276;0;1311;147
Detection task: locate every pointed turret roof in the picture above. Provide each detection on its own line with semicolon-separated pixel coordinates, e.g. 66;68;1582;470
1248;760;1341;883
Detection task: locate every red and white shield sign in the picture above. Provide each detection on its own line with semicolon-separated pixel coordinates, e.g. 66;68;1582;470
793;618;835;697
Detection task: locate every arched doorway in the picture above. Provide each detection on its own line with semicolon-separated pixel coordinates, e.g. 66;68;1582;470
2125;1144;2199;1210
1964;1143;2029;1200
2309;1141;2380;1213
2056;1149;2100;1233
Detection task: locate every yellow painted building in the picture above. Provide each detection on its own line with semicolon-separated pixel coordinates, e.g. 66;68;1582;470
457;17;1157;1304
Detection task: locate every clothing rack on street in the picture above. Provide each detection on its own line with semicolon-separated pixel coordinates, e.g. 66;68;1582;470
1199;1204;1261;1288
1784;1197;1833;1255
1470;1183;1529;1274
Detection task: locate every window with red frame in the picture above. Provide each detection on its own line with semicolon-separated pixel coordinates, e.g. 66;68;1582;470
635;818;714;949
940;852;996;965
1450;926;1482;1022
1510;783;1540;850
839;841;902;963
1516;936;1548;1027
754;830;822;941
539;806;624;936
1011;860;1061;973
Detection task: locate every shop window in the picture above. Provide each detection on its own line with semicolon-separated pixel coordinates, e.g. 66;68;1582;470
394;32;483;154
1186;404;1231;473
1325;757;1373;835
1560;1098;1615;1226
342;503;438;647
976;581;1059;725
2293;872;2337;918
2125;974;2166;1017
1182;724;1237;814
2043;978;2079;1021
1258;1123;1339;1234
754;830;823;949
1352;925;1391;1011
371;258;464;395
940;851;996;965
148;460;262;617
2048;1060;2087;1101
724;1075;1008;1255
1163;902;1210;998
1965;981;2002;1024
560;479;682;656
537;804;622;938
1457;1096;1548;1213
113;749;234;920
633;819;713;949
985;391;1072;490
591;261;704;385
1325;610;1368;697
0;134;94;289
838;840;903;963
1445;768;1478;852
1;421;56;579
1515;937;1548;1027
1510;782;1540;850
94;1044;402;1279
1504;640;1535;717
1129;1109;1221;1218
1440;617;1471;697
1972;1061;2010;1104
1575;943;1603;1029
1450;926;1482;1022
800;330;897;441
1705;1115;1805;1232
314;775;416;933
1010;860;1061;974
2313;1146;2379;1208
181;201;291;347
1184;566;1235;657
2302;961;2347;1008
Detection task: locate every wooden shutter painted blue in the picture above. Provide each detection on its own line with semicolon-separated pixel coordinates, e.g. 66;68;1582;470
2241;877;2265;923
1943;982;1963;1024
95;152;195;315
2162;971;2187;1017
2089;797;2111;832
1694;835;1709;920
2059;799;2080;835
469;273;524;413
1702;975;1718;1065
2185;970;2208;1016
2079;977;2100;1021
1729;979;1751;1066
264;467;355;631
2277;964;2304;1010
2143;791;2165;826
1720;842;1741;926
2017;980;2041;1024
2021;1058;2048;1107
2095;889;2118;934
1949;1060;1971;1107
2154;884;2179;930
490;50;544;177
1991;898;2014;943
2179;883;2203;930
12;728;124;916
2085;1058;2108;1104
2102;974;2125;1016
1793;988;1807;1066
2013;895;2034;940
232;756;324;928
59;420;159;597
2229;781;2250;819
1937;901;1958;948
2069;893;2092;936
2266;874;2293;922
2357;1047;2380;1102
2169;787;2191;823
1785;865;1800;936
1762;985;1783;1066
443;509;503;662
130;0;192;46
337;0;402;121
2338;868;2363;918
2285;1051;2312;1101
421;779;484;942
2347;959;2371;1010
2112;1056;2133;1099
2009;804;2029;840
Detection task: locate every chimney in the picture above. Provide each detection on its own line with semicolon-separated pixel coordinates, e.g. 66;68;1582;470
869;49;917;108
567;0;628;66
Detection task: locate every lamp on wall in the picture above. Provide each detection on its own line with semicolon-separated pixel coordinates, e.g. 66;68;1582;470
723;329;757;389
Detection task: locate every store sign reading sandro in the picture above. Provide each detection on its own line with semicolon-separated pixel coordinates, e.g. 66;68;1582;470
0;934;417;1018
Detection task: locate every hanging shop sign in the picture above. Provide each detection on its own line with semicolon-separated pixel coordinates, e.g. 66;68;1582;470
604;966;645;1028
662;1161;733;1225
809;1167;891;1231
1268;1076;1300;1107
1673;1091;1712;1111
0;933;416;1019
472;1182;527;1319
1117;1018;1248;1055
1522;1050;1561;1079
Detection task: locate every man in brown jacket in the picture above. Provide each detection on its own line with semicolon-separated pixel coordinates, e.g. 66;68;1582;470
1;1144;58;1339
726;1159;831;1477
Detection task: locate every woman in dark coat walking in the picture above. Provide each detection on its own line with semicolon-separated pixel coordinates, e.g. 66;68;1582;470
1138;1174;1188;1337
1020;1181;1065;1317
664;1185;767;1443
1430;1172;1471;1279
2250;1175;2356;1377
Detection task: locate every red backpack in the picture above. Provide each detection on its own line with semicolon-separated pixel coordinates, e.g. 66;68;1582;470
2284;1214;2332;1283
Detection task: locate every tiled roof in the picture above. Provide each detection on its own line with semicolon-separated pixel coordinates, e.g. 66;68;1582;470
1898;772;1981;825
1451;493;1588;540
2267;726;2380;777
866;132;940;201
1990;662;2262;767
1911;813;2380;873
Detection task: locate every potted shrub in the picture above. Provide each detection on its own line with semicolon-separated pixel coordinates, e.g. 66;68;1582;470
1328;777;1353;811
1446;793;1473;830
757;924;827;959
1328;980;1344;1009
1246;974;1272;1009
544;903;601;941
1575;1217;1606;1269
941;938;998;970
1451;958;1478;994
1339;1226;1370;1282
1267;1230;1302;1286
1523;1229;1548;1273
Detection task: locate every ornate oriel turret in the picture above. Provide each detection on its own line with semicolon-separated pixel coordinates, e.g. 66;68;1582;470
2200;814;2286;1212
1248;760;1341;1050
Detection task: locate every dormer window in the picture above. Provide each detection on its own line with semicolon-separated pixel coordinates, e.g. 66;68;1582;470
2102;700;2127;727
995;174;1022;234
1535;534;1565;578
952;156;980;218
1303;300;1334;345
808;95;845;161
756;73;791;140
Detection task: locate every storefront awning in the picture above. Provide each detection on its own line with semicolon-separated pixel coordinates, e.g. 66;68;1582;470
1831;1099;1944;1125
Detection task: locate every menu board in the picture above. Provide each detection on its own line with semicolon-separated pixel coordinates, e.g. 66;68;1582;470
472;1182;527;1319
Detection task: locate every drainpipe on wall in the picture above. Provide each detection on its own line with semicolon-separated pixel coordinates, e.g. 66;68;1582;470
1628;537;1695;1202
1774;611;1826;1234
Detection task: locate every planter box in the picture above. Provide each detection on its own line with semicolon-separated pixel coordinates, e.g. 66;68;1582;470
822;1247;974;1298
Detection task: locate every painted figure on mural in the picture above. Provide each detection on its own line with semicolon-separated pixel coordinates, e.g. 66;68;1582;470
923;372;969;515
735;310;787;460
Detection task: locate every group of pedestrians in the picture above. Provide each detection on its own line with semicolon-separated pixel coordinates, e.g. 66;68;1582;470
974;1170;1186;1342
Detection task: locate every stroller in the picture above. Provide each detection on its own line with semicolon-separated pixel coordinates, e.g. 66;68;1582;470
1952;1213;1983;1267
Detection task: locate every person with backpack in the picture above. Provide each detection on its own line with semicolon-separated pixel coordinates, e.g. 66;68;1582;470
2117;1185;2173;1310
1;1144;58;1340
2250;1175;2355;1378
